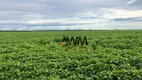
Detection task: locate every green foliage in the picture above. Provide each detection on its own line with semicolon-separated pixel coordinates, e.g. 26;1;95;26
39;39;50;45
0;30;142;79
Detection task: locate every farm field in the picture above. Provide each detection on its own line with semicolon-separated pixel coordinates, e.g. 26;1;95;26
0;30;142;80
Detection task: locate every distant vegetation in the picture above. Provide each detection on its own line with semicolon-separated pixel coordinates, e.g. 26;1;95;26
0;30;142;79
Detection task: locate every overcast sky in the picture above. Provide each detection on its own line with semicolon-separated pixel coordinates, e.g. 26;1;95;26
0;0;142;30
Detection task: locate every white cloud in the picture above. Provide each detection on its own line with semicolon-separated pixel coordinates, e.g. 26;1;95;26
24;19;65;24
0;20;22;24
0;0;142;30
102;8;142;19
22;14;43;20
24;18;109;25
126;0;137;4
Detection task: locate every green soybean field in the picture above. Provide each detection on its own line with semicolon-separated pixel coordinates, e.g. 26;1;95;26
0;30;142;80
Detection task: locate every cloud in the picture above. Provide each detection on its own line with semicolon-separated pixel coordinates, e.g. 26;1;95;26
112;17;142;22
24;18;108;24
102;8;142;19
127;0;137;4
0;0;142;30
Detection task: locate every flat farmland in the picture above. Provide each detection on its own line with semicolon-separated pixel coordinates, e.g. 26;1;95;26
0;30;142;80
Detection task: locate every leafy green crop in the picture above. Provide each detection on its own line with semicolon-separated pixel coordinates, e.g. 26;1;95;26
0;30;142;80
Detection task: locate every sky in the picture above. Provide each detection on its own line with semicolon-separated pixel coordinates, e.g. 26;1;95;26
0;0;142;30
